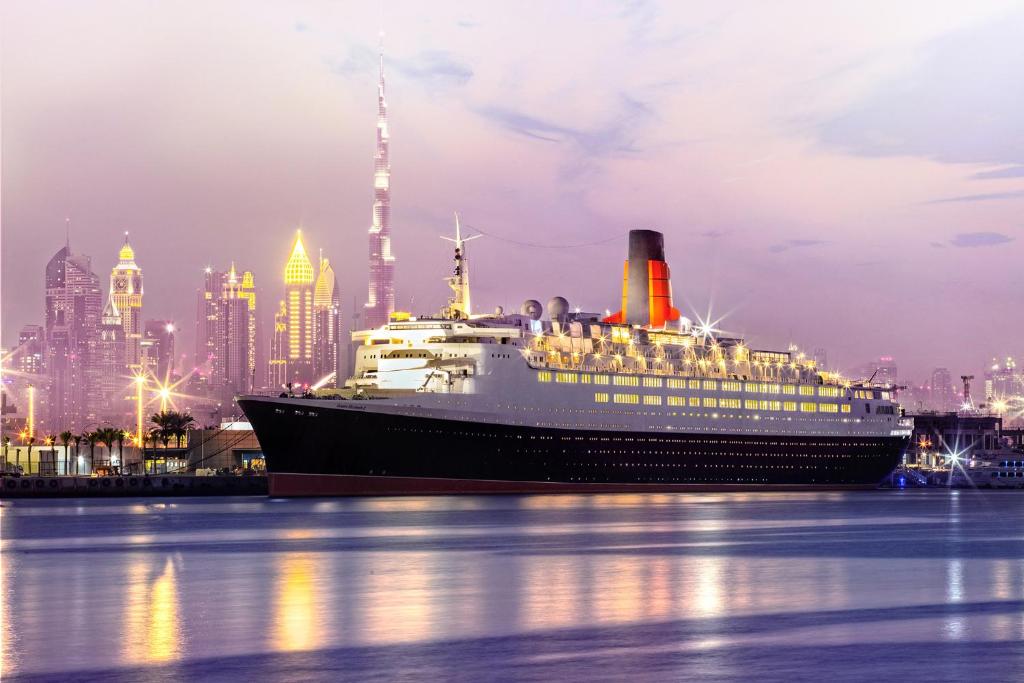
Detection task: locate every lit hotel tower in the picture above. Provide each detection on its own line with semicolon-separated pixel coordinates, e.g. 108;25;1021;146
363;44;395;329
110;233;144;369
284;231;315;385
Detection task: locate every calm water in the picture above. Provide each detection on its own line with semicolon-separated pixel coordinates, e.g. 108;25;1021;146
2;491;1024;682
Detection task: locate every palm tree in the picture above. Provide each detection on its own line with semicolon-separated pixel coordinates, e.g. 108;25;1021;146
114;429;127;474
72;434;83;475
95;428;120;471
171;412;196;448
83;431;99;474
60;431;73;475
25;436;36;475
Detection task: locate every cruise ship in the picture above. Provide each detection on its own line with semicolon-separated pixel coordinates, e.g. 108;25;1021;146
240;228;911;496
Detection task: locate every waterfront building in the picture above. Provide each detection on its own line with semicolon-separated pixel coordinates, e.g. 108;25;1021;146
284;232;315;386
909;412;1002;468
364;46;395;329
268;300;288;390
109;234;144;370
45;243;102;430
142;319;176;381
313;256;342;386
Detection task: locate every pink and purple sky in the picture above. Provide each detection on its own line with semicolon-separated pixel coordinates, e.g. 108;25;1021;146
3;0;1023;381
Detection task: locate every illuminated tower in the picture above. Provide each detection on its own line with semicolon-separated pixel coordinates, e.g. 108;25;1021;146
313;255;342;386
284;231;315;385
110;233;143;369
239;269;261;389
45;243;102;430
268;300;288;389
96;291;126;418
364;44;395;329
213;263;252;399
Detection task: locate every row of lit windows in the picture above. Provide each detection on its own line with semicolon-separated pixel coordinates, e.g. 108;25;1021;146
541;371;869;398
597;393;852;414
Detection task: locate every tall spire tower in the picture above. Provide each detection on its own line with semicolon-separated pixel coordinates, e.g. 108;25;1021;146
363;36;395;329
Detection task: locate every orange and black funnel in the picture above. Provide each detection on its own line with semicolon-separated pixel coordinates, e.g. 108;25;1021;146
603;229;681;328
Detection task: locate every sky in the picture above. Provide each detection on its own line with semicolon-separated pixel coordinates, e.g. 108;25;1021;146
2;0;1023;382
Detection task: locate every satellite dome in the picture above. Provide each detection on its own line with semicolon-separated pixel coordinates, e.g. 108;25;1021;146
521;299;543;320
547;296;570;322
495;305;504;316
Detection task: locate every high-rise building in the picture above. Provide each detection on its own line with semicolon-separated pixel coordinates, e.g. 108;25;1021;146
284;231;315;385
985;357;1022;402
45;244;102;430
269;300;288;390
313;256;342;386
142;319;176;381
930;367;954;411
194;266;224;389
238;269;262;390
16;325;45;375
96;291;126;418
364;47;395;329
109;234;144;370
193;266;257;400
212;265;253;400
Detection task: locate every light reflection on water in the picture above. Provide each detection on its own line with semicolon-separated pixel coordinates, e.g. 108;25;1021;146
2;491;1024;680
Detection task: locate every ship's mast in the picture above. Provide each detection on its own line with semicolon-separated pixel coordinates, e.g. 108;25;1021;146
440;213;481;320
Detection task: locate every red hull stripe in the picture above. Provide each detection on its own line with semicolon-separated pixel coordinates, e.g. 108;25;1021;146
269;472;876;497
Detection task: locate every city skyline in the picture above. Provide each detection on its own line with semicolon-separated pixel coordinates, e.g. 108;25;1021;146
4;1;1024;383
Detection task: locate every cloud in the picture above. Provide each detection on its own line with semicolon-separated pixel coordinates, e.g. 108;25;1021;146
818;11;1024;167
391;50;473;87
768;239;827;253
330;47;472;88
476;94;653;158
949;232;1013;248
923;190;1024;204
971;165;1024;180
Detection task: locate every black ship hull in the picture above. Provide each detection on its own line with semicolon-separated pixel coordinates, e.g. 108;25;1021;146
239;398;908;496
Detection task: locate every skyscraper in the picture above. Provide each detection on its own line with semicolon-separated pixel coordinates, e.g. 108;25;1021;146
16;325;45;376
930;367;954;411
213;264;253;400
284;231;315;385
194;266;257;400
364;46;395;329
45;244;102;430
96;291;126;418
313;256;342;386
142;319;175;381
110;234;144;370
238;269;262;390
269;300;288;390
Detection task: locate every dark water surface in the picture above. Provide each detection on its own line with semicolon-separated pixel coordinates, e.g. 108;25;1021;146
3;491;1024;682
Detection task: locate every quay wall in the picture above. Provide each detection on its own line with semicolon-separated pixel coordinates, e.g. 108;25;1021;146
0;475;267;498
